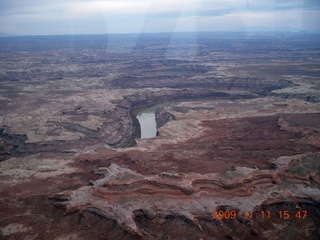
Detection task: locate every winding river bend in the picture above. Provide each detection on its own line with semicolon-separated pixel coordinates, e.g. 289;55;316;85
136;105;159;139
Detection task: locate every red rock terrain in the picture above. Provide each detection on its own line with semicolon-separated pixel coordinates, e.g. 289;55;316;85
1;34;320;239
1;112;319;239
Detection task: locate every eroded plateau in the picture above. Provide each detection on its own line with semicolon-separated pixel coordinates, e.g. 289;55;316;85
0;33;320;240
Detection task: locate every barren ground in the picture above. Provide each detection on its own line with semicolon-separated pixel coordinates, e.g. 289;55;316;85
0;33;319;239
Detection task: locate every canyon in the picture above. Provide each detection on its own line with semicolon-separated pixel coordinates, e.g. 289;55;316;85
0;33;319;239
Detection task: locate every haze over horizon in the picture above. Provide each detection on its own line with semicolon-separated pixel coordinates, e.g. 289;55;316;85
0;0;320;36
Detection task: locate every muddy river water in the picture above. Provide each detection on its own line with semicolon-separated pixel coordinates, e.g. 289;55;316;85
136;105;159;139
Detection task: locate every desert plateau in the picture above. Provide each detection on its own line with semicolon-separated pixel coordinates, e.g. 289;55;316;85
0;32;320;239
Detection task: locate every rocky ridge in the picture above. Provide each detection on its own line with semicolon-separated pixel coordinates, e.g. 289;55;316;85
51;153;320;239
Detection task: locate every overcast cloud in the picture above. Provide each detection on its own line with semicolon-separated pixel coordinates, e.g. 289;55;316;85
0;0;319;35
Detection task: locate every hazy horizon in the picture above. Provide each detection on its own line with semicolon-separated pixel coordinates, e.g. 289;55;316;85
1;0;320;36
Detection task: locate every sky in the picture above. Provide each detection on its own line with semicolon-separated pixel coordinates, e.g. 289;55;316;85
0;0;320;36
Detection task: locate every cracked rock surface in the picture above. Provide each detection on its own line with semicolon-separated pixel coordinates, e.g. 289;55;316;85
0;34;320;239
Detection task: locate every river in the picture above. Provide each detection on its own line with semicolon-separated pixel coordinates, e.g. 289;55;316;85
136;105;159;139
